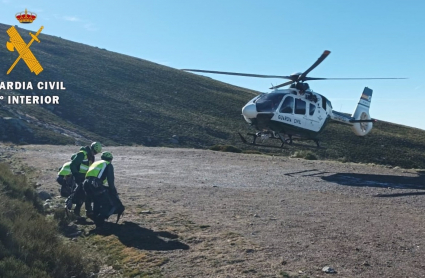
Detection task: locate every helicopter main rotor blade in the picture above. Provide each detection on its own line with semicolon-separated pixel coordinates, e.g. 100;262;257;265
270;80;295;89
298;50;331;81
305;77;408;81
182;69;292;79
269;77;407;89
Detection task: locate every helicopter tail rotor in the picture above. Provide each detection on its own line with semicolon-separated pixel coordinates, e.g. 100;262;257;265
330;87;375;135
351;87;374;136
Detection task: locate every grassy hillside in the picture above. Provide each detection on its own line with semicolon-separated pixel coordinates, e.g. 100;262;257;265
0;23;424;168
0;23;255;148
315;121;425;169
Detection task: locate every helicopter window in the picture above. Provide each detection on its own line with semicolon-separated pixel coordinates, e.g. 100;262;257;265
255;93;285;113
322;96;327;110
295;99;306;115
253;94;265;103
279;96;294;114
309;103;316;116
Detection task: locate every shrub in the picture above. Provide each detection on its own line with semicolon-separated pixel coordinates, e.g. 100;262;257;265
291;150;318;160
242;150;263;155
210;145;242;153
0;163;97;278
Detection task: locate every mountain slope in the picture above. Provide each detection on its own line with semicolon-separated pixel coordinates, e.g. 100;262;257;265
0;23;424;168
0;23;257;147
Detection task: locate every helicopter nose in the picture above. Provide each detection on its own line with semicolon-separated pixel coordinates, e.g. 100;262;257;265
242;103;257;119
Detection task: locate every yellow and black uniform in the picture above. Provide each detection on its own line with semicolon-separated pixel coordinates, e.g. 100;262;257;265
68;146;95;216
56;157;76;197
83;153;124;228
58;161;72;176
70;146;95;182
84;160;115;194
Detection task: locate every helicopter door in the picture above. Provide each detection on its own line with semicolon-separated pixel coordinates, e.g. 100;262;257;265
275;95;294;125
308;97;326;132
293;98;308;129
303;102;318;130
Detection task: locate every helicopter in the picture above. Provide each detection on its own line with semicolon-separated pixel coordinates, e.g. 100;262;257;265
183;50;405;148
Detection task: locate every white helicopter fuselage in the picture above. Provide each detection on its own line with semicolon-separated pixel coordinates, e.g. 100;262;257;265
242;88;332;138
242;86;374;139
183;50;381;146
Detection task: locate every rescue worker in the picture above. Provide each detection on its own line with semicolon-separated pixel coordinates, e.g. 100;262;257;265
56;154;76;197
67;142;102;217
83;151;124;228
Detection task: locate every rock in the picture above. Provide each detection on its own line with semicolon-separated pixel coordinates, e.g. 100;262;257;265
69;231;82;238
43;202;50;209
254;214;259;218
38;191;51;200
141;210;151;214
363;261;370;266
322;266;337;274
98;265;116;275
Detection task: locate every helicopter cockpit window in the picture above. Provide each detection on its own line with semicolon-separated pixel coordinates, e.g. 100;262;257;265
253;94;265;103
279;96;294;114
295;99;306;115
255;93;285;113
309;103;316;116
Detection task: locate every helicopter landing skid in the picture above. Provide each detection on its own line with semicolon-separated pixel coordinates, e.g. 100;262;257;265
238;132;324;149
238;132;288;149
282;141;325;149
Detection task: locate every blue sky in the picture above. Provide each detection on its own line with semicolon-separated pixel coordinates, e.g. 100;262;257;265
1;1;424;130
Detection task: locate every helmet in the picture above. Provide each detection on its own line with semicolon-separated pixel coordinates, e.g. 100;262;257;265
90;142;102;154
101;151;113;161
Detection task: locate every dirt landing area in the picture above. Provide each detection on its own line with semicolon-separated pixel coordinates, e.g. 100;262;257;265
6;145;425;277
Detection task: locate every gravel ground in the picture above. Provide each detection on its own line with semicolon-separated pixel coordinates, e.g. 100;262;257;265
6;145;425;278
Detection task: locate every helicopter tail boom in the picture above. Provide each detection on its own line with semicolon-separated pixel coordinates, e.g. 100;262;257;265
330;87;374;136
